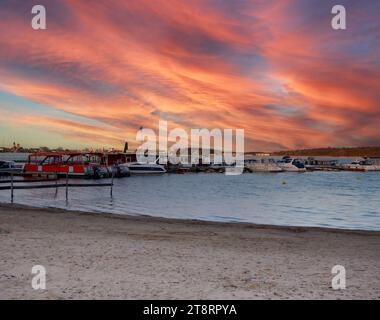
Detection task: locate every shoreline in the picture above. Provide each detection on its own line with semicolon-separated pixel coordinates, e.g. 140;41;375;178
1;203;379;235
1;204;379;299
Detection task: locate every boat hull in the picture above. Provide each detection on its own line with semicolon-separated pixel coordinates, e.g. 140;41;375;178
342;165;377;172
278;164;306;172
123;163;166;174
246;164;282;172
23;164;115;178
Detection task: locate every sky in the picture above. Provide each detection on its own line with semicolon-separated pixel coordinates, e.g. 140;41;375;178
0;0;379;151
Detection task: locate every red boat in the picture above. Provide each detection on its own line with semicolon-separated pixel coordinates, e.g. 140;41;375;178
23;152;129;178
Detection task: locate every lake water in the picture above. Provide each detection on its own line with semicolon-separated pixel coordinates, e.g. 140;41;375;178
1;171;379;231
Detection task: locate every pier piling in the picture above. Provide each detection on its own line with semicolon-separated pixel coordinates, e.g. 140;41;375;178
0;171;113;203
10;173;14;203
110;168;114;198
55;171;58;198
65;173;69;201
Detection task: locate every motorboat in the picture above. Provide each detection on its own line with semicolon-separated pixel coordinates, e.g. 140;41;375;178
0;161;24;175
122;162;167;174
342;159;378;172
304;157;339;171
245;158;282;172
277;156;306;172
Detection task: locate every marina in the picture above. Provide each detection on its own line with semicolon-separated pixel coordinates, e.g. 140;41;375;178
2;152;380;179
1;153;380;232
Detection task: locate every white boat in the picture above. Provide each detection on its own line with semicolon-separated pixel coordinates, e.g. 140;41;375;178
342;159;378;172
277;157;306;172
0;161;24;174
304;157;339;171
122;162;166;174
245;158;282;172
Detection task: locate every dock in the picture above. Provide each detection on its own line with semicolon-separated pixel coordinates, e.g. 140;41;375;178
0;172;114;203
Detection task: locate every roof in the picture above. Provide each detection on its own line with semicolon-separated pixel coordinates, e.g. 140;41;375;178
29;152;83;157
29;152;125;157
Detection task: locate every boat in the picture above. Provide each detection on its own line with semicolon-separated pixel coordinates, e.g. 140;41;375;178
208;162;238;172
245;158;282;172
24;152;100;178
277;156;306;172
0;161;24;175
23;152;130;178
122;162;167;174
103;153;130;177
341;159;378;172
304;157;339;171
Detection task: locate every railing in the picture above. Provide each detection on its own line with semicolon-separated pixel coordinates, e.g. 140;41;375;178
0;172;114;203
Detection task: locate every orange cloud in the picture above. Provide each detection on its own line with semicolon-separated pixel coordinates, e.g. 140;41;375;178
0;0;379;150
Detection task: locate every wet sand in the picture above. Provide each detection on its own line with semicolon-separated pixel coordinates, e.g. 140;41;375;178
0;204;379;300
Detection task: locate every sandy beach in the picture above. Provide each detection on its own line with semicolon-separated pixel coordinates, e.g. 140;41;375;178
0;204;379;300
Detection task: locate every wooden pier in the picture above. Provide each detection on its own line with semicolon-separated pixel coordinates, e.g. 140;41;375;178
0;172;114;203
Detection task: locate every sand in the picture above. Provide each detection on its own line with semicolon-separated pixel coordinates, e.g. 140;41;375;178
0;203;379;300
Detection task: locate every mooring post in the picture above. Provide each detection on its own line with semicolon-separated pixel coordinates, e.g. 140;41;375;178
110;168;115;198
55;171;58;197
10;173;14;203
65;173;69;201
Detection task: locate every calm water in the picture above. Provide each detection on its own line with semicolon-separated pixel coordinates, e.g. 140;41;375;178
1;172;379;231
